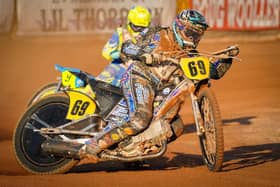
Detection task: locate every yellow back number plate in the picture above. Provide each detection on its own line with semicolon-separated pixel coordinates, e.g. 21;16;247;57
66;91;96;120
180;56;210;80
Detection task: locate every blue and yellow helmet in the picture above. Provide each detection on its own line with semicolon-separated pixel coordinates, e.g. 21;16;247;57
172;9;208;48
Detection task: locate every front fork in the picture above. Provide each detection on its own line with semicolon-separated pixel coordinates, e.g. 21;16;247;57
190;92;205;136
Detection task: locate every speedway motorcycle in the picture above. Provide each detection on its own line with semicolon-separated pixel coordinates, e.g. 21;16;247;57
13;46;239;174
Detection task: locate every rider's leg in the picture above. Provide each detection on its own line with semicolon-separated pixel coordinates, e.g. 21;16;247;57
80;63;155;157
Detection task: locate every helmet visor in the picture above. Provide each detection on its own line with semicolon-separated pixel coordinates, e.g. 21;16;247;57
184;29;203;39
179;28;204;47
129;22;146;33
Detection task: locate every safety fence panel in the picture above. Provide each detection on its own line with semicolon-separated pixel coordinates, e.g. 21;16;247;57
16;0;176;35
190;0;280;30
0;0;14;33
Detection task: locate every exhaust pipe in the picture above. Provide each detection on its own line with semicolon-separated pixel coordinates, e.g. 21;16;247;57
100;141;167;162
41;139;83;159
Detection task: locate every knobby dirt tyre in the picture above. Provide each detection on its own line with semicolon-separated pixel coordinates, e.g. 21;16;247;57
13;95;78;174
196;87;224;172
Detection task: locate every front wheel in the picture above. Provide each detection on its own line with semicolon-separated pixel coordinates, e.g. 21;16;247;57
13;95;78;174
196;87;224;171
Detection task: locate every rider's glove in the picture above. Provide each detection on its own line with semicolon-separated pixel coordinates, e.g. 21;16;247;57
140;53;167;65
226;45;239;57
140;53;153;64
121;40;142;59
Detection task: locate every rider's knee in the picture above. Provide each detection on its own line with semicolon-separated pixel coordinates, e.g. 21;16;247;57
130;110;152;133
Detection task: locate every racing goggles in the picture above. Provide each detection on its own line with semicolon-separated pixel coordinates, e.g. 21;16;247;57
129;22;146;33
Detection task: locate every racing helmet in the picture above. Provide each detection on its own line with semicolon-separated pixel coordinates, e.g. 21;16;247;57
127;6;151;37
172;9;208;48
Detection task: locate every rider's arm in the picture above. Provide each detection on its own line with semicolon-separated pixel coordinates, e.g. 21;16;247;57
209;45;239;79
121;40;145;59
210;58;233;80
120;27;160;62
102;28;123;61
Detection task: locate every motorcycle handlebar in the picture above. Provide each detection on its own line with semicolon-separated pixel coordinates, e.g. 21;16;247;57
212;45;239;56
142;45;240;65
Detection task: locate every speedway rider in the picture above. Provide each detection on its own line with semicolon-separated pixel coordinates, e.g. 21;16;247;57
81;9;237;158
96;5;151;87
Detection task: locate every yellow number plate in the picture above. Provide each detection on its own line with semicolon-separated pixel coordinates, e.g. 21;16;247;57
180;56;210;80
66;91;96;120
62;71;82;88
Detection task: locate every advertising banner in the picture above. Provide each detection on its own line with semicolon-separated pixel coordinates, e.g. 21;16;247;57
17;0;176;35
0;0;14;33
191;0;280;30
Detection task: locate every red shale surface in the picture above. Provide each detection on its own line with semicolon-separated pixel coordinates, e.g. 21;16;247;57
0;32;279;187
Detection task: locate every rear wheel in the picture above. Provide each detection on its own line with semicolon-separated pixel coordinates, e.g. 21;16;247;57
197;87;224;171
13;95;78;174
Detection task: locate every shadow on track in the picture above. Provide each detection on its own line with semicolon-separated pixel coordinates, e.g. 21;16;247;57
70;116;270;174
70;142;280;173
183;115;256;134
69;152;204;173
222;143;280;172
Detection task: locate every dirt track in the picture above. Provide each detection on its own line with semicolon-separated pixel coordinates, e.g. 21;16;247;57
0;33;279;187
